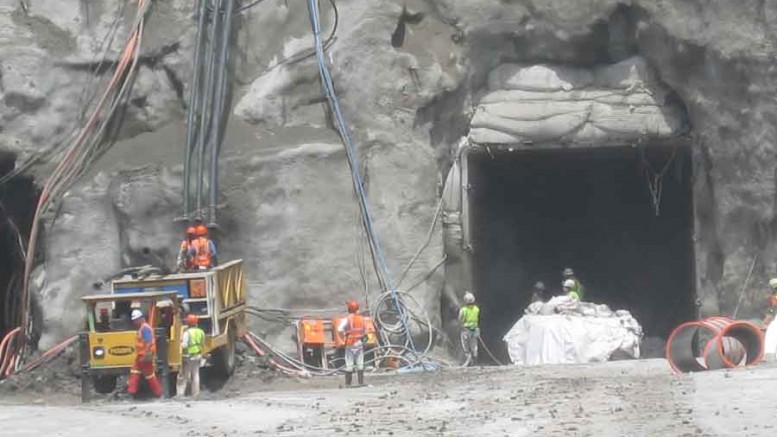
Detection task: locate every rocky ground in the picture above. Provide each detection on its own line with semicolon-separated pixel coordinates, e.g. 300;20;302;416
1;358;775;436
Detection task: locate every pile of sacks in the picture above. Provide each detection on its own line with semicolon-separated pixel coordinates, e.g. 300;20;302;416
503;296;643;365
468;56;687;145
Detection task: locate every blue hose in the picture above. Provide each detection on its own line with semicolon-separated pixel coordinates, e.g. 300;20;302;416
306;0;418;354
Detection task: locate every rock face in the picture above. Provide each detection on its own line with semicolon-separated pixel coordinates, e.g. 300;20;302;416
2;0;777;349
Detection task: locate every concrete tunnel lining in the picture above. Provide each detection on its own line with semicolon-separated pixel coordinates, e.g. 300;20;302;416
466;143;696;363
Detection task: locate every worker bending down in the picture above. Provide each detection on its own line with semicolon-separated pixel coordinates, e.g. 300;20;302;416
128;309;163;398
187;224;218;270
562;267;585;300
459;291;480;366
176;226;197;272
177;314;205;397
337;300;366;387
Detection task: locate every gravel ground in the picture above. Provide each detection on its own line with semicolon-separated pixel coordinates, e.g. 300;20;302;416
2;359;775;436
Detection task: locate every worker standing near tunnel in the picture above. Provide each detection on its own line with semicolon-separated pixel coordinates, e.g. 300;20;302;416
127;309;163;398
176;226;197;272
337;300;367;387
188;224;218;270
177;314;205;397
459;291;480;366
562;267;585;301
762;278;777;326
530;281;547;303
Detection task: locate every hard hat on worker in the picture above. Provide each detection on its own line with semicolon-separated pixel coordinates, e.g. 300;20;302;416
131;309;144;321
563;267;575;277
186;226;197;237
186;314;198;326
346;300;359;313
195;224;208;237
563;279;576;289
463;291;475;304
770;278;777;290
534;281;545;290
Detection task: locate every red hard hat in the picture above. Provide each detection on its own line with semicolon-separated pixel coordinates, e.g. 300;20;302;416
186;226;196;236
346;300;359;313
186;314;198;326
195;224;208;237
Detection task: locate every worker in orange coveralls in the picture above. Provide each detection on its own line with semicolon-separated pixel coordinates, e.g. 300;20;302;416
127;309;163;398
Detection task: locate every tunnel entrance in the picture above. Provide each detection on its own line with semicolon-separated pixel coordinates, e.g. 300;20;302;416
468;144;696;363
0;151;38;339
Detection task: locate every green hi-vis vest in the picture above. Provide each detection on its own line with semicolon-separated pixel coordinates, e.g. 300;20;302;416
186;327;205;356
571;279;585;300
460;305;480;329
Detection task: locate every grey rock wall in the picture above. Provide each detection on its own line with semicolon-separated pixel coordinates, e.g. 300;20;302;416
2;0;777;348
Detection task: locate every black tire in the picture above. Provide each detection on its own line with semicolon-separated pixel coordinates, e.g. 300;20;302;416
212;326;235;377
92;375;117;394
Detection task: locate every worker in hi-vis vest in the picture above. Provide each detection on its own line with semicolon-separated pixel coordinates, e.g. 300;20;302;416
459;291;480;366
177;314;205;397
337;300;367;387
562;267;585;301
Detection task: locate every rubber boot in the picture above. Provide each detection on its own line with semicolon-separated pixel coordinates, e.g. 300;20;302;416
345;372;353;387
146;375;163;398
127;372;141;395
357;371;364;386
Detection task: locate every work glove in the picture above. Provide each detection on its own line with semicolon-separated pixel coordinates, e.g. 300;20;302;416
140;353;154;363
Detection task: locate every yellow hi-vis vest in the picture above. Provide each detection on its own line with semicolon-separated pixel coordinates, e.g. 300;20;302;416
460;305;480;329
186;327;205;356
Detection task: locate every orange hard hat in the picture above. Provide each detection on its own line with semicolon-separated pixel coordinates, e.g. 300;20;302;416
346;300;359;313
195;224;208;237
186;226;196;236
186;314;198;326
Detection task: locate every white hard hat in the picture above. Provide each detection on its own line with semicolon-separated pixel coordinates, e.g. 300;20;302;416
563;279;576;289
131;309;144;321
463;292;475;304
769;278;777;289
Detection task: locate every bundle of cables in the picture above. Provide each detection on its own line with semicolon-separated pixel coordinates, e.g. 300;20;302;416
0;0;154;379
304;0;444;371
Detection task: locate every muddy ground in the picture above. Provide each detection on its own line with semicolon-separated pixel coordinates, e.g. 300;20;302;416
2;358;775;436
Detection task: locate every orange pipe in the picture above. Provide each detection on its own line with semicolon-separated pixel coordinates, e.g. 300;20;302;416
666;317;764;373
0;328;21;377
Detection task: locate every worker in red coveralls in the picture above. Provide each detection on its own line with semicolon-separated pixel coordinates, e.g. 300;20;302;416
127;309;163;398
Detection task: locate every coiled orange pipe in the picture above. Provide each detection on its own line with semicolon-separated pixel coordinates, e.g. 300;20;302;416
666;317;764;373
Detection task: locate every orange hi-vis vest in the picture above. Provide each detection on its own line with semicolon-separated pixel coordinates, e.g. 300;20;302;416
346;313;366;346
191;237;213;268
136;322;156;357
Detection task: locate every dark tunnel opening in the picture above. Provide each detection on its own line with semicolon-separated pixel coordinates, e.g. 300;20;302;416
469;144;696;364
0;151;38;339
